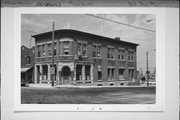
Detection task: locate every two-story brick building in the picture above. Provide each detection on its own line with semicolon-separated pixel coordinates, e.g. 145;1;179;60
32;29;138;86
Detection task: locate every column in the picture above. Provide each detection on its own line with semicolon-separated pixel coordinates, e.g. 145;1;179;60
73;65;76;83
90;64;93;82
39;64;42;83
82;65;85;83
34;64;37;83
47;64;51;84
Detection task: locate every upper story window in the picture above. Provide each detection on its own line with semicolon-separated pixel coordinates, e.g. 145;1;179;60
93;44;101;58
42;44;46;56
37;45;41;57
118;48;125;60
128;50;134;61
47;43;51;56
63;41;70;55
107;47;114;59
77;42;87;57
26;56;31;64
53;42;57;56
82;44;87;56
77;43;81;55
97;46;101;57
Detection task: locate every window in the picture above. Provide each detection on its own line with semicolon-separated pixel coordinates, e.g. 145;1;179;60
54;42;57;56
93;45;96;57
76;65;82;81
77;43;87;57
82;44;87;56
85;65;90;80
48;43;51;56
92;45;101;58
119;69;125;80
108;68;111;80
111;68;115;80
42;44;46;56
107;47;114;59
98;71;102;80
37;45;41;57
131;51;134;60
128;51;131;60
63;41;69;55
108;68;115;80
26;56;31;64
77;43;81;55
128;50;134;61
121;50;125;60
107;48;110;58
97;46;101;57
118;49;125;60
111;48;114;59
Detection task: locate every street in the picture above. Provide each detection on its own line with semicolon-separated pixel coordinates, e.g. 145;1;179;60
21;87;155;104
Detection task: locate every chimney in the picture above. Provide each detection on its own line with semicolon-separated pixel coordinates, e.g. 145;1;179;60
115;37;120;41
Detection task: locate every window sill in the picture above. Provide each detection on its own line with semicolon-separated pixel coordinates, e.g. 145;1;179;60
107;59;115;60
93;57;102;59
59;55;73;56
118;59;125;61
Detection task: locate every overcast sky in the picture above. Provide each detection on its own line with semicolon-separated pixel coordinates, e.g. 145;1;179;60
21;14;156;73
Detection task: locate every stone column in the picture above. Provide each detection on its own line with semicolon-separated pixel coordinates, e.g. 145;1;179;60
34;64;37;83
39;64;42;83
90;64;93;82
73;65;76;84
82;65;85;83
47;64;51;84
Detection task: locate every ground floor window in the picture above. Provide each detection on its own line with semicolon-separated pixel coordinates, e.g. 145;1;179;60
42;65;48;80
76;64;82;81
98;71;102;80
108;68;115;81
119;69;125;80
128;69;134;80
85;65;91;80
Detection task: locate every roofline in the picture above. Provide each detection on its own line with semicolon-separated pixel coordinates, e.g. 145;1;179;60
32;29;139;46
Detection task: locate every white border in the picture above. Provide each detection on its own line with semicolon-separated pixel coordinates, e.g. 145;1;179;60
14;8;165;111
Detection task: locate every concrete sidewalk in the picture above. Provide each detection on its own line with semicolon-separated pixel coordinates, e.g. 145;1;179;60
27;83;155;89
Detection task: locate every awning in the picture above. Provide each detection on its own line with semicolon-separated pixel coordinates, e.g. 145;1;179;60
21;67;32;73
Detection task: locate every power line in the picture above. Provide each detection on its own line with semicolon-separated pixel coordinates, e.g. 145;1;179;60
86;14;156;33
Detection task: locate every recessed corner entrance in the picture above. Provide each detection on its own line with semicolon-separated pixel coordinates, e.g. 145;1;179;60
61;66;71;84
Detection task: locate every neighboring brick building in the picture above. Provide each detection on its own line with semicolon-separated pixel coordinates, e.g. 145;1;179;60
32;29;138;86
21;45;35;83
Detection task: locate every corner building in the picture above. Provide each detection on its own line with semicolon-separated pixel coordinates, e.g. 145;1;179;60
33;29;138;86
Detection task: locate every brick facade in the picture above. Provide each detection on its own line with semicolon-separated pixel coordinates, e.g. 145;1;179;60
32;29;138;85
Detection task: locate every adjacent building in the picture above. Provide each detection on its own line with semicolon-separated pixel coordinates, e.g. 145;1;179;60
21;45;35;83
32;29;138;86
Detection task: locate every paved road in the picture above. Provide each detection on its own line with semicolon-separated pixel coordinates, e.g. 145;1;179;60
21;87;155;104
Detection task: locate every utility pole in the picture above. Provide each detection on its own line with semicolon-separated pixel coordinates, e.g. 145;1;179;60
146;51;149;86
51;21;55;86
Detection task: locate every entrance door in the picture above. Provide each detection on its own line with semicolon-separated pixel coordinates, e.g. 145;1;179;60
61;66;71;84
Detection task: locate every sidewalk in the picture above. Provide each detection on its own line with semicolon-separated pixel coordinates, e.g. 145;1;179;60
27;83;155;89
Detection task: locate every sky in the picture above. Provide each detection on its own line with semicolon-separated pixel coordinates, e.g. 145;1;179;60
21;14;156;74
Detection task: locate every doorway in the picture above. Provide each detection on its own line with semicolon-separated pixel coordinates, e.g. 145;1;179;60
61;66;71;84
